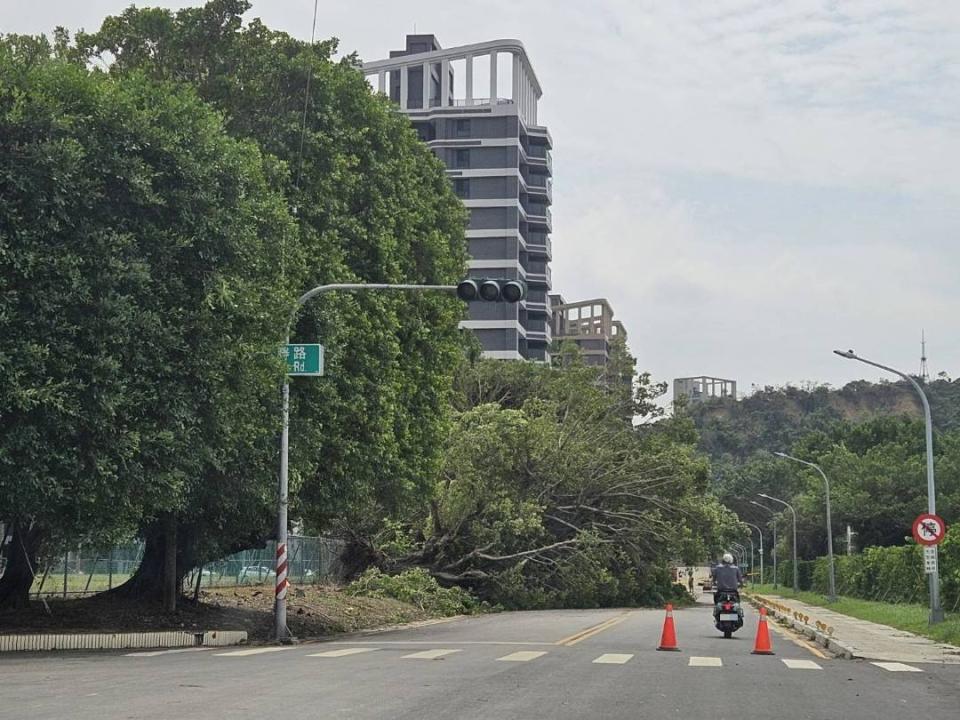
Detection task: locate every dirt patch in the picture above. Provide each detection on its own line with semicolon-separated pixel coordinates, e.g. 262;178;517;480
0;585;432;642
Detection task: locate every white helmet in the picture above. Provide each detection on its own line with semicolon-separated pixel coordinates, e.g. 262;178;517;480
722;552;734;564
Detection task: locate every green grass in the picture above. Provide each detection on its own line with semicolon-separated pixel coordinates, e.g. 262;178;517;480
749;583;960;647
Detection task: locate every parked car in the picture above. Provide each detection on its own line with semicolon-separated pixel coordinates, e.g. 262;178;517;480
238;565;275;583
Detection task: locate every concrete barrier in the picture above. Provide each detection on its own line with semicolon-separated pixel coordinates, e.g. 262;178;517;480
745;594;855;660
0;629;247;653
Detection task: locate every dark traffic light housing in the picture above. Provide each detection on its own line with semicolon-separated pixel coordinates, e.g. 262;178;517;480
456;278;527;303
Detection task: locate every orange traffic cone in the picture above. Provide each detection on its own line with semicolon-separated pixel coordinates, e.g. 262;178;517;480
751;606;774;655
657;603;680;651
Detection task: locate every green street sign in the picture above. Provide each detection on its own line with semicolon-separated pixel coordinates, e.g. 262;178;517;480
283;343;324;376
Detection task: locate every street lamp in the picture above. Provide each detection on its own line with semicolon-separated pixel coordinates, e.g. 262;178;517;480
745;522;764;585
774;452;836;602
759;493;799;593
750;500;778;589
732;541;747;574
743;534;756;585
834;349;944;625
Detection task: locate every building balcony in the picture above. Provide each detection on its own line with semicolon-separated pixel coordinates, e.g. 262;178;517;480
525;299;552;317
525;206;552;230
525;265;552;288
525;234;552;259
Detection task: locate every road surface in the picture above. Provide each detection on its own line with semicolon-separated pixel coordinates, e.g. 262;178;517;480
2;599;958;719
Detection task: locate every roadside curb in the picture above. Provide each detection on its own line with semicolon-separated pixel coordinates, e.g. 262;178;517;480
0;629;247;653
744;594;856;659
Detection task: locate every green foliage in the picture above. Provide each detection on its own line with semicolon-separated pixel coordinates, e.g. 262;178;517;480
0;40;296;561
380;358;740;609
346;568;485;616
773;526;960;611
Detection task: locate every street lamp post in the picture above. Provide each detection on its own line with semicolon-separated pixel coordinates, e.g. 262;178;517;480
834;349;944;624
733;542;747;575
759;493;799;593
276;283;457;641
745;522;764;585
744;535;755;585
775;452;836;602
750;501;778;589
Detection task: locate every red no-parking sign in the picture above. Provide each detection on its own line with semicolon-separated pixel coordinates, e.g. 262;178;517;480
912;513;947;546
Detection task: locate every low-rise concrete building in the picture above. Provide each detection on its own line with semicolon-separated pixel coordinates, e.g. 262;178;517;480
549;295;626;366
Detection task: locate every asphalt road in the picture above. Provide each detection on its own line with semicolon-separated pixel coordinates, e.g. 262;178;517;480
2;599;958;720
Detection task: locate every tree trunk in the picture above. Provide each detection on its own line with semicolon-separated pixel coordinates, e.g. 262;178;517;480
108;516;187;606
162;514;177;612
0;522;43;610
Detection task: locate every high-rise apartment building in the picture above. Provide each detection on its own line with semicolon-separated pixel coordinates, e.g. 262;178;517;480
549;295;627;367
363;36;553;361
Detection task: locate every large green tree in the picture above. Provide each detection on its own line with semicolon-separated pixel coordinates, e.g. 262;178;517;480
369;358;741;608
71;0;468;594
0;36;298;607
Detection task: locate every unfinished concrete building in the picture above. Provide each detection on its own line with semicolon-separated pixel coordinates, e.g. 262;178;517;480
549;295;626;367
673;376;737;404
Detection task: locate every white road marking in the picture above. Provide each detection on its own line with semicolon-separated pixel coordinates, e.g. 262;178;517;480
307;648;378;658
688;656;723;667
498;651;548;662
125;648;211;658
871;661;923;672
401;649;461;660
782;659;822;670
592;653;633;664
214;647;296;657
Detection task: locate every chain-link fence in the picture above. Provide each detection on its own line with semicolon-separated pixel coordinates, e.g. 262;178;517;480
15;535;346;599
183;535;347;593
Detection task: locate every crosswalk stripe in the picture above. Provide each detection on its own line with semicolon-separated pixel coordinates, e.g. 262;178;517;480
592;653;633;664
214;647;296;657
688;656;722;667
871;661;923;672
782;659;822;670
307;648;378;658
498;651;548;662
401;649;461;660
126;648;211;658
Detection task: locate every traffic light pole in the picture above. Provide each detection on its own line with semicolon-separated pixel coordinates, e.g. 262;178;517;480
276;283;456;642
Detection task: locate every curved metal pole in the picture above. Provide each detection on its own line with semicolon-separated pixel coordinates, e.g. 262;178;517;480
745;522;764;585
276;282;457;641
834;349;943;624
759;493;799;593
775;453;836;601
751;501;778;589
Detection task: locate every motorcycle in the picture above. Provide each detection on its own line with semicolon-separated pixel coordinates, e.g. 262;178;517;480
713;589;744;639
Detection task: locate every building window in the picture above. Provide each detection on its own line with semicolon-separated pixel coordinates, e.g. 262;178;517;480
455;119;471;137
453;179;470;198
455;149;470;168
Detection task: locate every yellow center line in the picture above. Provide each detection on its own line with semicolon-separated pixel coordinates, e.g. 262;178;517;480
555;611;632;647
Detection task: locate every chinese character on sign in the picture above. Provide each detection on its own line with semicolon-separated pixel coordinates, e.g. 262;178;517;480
294;346;306;360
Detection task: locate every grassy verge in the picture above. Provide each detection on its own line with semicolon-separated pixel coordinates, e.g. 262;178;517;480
748;583;960;647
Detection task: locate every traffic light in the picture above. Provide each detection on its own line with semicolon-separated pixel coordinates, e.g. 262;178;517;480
456;278;527;303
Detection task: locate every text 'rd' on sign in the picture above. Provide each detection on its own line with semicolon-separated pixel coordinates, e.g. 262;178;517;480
283;344;324;376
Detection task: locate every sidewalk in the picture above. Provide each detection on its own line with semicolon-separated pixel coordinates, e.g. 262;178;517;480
752;593;960;664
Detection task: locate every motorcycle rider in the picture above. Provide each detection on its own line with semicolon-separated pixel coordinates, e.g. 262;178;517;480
711;552;744;620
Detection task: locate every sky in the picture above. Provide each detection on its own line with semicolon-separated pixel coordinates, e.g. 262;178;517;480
5;1;960;397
